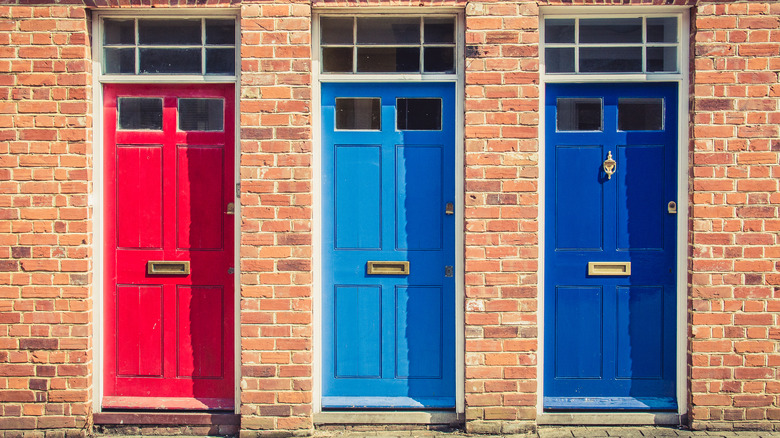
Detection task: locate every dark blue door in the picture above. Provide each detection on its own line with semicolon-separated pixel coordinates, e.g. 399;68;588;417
544;83;678;410
322;82;455;408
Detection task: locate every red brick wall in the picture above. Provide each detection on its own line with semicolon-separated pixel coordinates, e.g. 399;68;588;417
463;1;539;434
0;3;92;435
689;1;780;430
239;1;314;435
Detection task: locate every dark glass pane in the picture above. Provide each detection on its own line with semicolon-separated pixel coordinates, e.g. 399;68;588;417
545;47;575;73
557;98;602;131
321;17;353;44
140;48;201;74
118;98;162;130
104;19;135;45
336;98;380;130
618;98;664;131
323;47;353;73
139;19;201;45
179;99;224;131
647;47;677;72
580;47;642;73
206;48;235;75
647;17;677;43
356;17;420;44
424;47;455;73
397;98;441;131
580;18;642;44
104;48;135;74
206;19;235;45
357;47;420;73
424;17;455;44
545;19;574;44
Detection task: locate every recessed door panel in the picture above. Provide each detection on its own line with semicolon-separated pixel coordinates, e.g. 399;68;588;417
396;146;443;250
544;83;677;411
116;285;163;377
116;146;163;249
335;145;382;250
176;145;225;251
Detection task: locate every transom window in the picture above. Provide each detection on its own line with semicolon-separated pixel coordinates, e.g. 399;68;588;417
103;18;236;76
320;16;457;74
544;16;679;74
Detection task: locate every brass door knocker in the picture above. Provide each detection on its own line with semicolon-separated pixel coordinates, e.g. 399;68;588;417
603;151;616;180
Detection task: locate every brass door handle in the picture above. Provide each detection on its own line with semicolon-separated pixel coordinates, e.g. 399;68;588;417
147;261;190;275
366;261;409;275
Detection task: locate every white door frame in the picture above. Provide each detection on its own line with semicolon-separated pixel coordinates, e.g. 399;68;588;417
90;9;242;414
537;5;691;424
311;8;466;418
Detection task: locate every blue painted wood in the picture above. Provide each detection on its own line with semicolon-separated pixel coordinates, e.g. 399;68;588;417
544;83;678;410
322;83;455;408
544;397;676;410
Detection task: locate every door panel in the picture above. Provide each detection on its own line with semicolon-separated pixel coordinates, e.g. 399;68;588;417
544;83;677;410
104;84;235;410
322;82;455;408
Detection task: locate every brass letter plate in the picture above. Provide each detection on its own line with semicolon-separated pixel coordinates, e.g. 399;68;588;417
588;262;631;276
147;261;191;275
366;261;410;276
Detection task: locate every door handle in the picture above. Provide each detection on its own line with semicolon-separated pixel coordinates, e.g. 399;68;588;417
366;261;409;275
588;261;631;276
668;201;677;214
147;261;190;275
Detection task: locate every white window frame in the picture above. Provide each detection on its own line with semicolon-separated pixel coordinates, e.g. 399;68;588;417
312;8;466;423
538;5;691;426
91;8;242;415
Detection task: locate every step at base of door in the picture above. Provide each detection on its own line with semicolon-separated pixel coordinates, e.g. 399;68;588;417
94;412;239;426
538;412;684;426
314;411;463;426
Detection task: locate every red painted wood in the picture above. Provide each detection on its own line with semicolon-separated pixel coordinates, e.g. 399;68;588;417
104;84;235;409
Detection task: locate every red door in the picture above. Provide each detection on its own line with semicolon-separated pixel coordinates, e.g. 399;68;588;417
103;84;235;410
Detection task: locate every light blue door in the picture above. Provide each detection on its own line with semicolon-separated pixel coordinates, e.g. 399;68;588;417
544;83;678;410
322;82;456;408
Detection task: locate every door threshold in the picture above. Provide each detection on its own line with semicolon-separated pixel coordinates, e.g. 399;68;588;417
314;411;463;426
93;411;239;426
538;412;683;426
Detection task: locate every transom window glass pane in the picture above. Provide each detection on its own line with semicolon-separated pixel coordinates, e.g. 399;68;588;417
321;17;354;44
647;47;677;73
118;98;163;130
397;98;442;131
322;47;353;73
557;98;602;132
206;19;235;45
647;17;677;43
545;47;575;73
580;47;642;73
618;98;664;131
320;16;456;74
357;17;420;44
102;17;236;76
357;47;420;73
336;98;381;130
424;47;455;73
545;19;574;44
138;19;201;45
104;19;135;45
580;18;642;44
140;48;201;74
179;99;224;132
424;17;455;44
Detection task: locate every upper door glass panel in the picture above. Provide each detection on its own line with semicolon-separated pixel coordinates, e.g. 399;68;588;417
543;16;679;74
103;18;236;76
320;15;457;74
